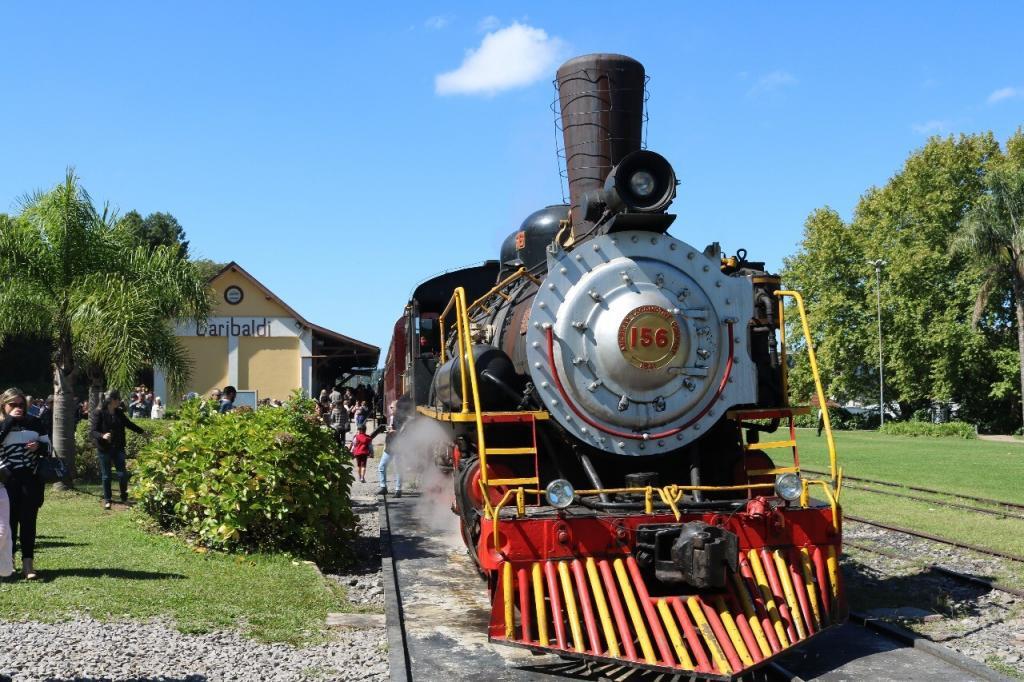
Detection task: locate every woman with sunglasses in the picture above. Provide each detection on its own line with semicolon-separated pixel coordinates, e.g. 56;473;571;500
0;387;49;579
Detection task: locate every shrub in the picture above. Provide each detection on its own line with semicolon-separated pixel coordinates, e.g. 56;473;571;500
133;394;355;566
880;421;977;439
793;408;878;430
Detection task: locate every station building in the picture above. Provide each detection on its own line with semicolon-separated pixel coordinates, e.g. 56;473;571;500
155;262;379;404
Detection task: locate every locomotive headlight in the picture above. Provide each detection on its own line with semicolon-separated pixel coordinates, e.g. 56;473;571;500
629;170;656;197
603;150;677;213
545;479;576;509
775;473;803;501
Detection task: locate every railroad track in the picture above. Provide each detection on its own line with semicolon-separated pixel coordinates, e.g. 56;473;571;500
843;515;1024;565
844;539;1024;599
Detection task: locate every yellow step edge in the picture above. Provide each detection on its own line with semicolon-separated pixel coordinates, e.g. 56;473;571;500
747;466;800;476
486;447;537;455
486;477;540;486
744;440;797;451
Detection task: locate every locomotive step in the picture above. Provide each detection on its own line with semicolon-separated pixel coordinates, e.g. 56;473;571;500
486;477;540;487
486;447;538;456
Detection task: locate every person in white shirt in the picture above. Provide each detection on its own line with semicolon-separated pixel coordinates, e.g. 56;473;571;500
151;397;165;419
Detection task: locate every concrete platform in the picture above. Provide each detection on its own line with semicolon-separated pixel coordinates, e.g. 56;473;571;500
382;490;998;681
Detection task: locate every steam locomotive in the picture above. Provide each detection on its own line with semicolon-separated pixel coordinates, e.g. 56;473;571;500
383;53;845;679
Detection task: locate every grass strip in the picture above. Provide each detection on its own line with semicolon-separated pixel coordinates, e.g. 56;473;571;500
0;485;352;645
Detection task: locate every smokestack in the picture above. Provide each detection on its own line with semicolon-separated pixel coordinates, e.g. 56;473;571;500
556;54;646;238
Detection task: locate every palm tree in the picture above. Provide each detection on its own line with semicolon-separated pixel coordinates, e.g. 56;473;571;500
956;149;1024;428
0;170;211;484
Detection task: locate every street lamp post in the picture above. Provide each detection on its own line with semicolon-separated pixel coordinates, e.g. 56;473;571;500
869;259;886;427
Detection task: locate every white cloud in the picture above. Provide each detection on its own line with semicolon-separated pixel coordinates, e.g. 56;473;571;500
911;120;950;135
988;86;1021;104
477;15;500;32
747;70;797;97
435;22;566;96
424;15;451;30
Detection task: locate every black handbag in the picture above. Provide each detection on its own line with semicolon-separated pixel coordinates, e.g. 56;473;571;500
35;456;67;484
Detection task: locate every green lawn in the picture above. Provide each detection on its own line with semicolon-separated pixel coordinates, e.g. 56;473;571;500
785;428;1024;505
0;485;352;644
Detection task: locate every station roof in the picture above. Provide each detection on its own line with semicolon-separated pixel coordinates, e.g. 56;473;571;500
210;262;380;369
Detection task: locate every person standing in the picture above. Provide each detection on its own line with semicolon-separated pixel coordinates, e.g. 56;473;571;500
350;424;378;484
90;390;145;510
328;399;349;447
377;396;412;498
218;386;237;413
0;388;47;579
150;397;165;419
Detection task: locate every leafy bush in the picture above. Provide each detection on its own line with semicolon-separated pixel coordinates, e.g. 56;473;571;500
133;394;355;566
75;417;171;482
793;408;878;430
880;421;977;439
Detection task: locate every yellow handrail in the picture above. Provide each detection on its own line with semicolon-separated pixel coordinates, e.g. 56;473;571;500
775;290;839;492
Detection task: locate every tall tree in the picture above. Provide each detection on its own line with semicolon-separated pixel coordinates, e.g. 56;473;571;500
784;133;1010;428
119;209;190;258
954;130;1024;428
0;170;211;484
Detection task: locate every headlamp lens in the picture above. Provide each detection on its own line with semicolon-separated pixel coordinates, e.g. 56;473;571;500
775;473;803;501
629;171;656;197
545;479;575;509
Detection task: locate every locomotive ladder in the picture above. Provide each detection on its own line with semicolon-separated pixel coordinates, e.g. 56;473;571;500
479;412;541;492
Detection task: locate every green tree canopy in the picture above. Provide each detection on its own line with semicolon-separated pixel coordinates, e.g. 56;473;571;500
118;210;189;258
784;132;1021;431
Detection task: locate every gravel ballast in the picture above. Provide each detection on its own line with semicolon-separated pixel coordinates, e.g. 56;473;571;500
0;463;389;682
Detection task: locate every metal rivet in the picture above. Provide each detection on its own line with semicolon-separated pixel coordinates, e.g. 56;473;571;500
716;281;722;287
593;243;601;251
650;237;658;245
657;440;664;447
534;362;541;368
575;254;583;261
538;301;546;309
617;441;625;448
533;322;540;328
581;426;588;433
693;424;701;430
725;298;732;304
677;434;684;440
542;322;552;330
560;267;568;274
631;236;639;243
703;265;710;272
638;442;645;449
540;381;549;388
589;290;602;302
551;399;559;406
548;283;556;290
670;243;678;250
687;252;695;260
532;341;540;348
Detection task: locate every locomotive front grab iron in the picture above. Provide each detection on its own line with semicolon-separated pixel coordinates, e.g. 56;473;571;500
382;53;846;679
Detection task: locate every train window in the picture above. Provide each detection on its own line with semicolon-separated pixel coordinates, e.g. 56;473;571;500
416;316;442;357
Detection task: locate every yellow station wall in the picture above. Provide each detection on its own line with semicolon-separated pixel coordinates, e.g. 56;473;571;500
237;337;300;401
179;336;229;398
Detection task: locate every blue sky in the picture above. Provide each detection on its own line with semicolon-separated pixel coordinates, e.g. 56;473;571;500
2;3;1023;354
